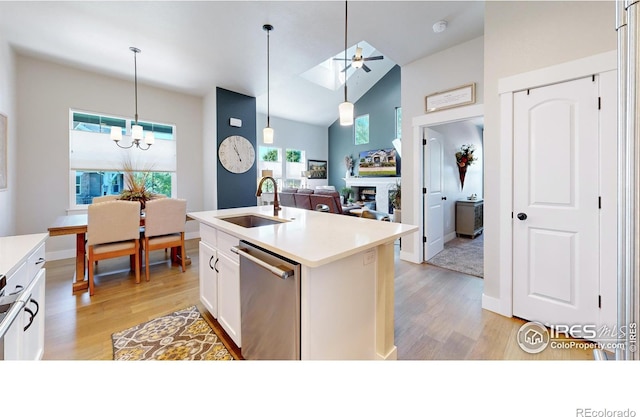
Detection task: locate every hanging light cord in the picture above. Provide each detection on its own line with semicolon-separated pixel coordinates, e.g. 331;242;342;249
130;46;140;125
344;0;348;102
266;26;271;128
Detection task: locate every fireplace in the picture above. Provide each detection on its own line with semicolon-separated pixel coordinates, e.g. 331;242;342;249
344;177;399;215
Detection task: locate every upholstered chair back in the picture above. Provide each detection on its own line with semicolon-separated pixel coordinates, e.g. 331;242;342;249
144;198;187;238
87;200;141;246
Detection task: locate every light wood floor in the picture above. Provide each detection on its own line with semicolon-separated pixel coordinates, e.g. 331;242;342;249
42;239;593;360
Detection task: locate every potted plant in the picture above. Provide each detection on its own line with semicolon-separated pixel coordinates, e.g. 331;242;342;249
119;156;153;209
389;180;401;223
341;187;352;205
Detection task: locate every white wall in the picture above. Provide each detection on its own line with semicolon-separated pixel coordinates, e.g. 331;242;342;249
203;88;217;210
256;112;328;190
0;34;16;236
427;121;484;239
15;54;204;259
401;36;484;261
483;1;616;306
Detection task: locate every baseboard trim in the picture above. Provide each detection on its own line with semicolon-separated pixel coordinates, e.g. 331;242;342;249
482;293;511;317
444;232;456;243
377;345;398;360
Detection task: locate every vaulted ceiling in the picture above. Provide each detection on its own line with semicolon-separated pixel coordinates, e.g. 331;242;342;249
0;1;484;126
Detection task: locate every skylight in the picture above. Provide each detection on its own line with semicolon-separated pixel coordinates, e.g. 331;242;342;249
300;40;382;91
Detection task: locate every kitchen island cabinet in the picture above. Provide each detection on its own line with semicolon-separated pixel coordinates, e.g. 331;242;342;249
189;206;417;360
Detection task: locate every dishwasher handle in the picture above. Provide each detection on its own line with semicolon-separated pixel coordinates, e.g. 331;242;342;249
231;246;294;279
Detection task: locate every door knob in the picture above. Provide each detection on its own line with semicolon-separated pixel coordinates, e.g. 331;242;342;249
517;212;528;221
441;196;447;200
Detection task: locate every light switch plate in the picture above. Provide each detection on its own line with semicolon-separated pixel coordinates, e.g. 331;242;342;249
229;117;242;127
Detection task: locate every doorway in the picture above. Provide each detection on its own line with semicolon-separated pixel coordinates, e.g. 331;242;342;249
422;117;484;277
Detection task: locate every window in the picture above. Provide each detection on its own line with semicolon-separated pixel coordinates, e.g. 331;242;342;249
258;146;283;192
69;110;177;208
395;107;402;138
355;114;370;145
285;148;306;188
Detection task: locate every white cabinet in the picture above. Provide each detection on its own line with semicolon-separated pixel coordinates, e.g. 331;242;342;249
198;224;241;347
1;235;47;360
3;262;27;360
199;241;218;317
216;251;240;347
22;268;45;360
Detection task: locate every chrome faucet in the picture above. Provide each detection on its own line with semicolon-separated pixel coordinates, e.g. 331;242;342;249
256;176;281;216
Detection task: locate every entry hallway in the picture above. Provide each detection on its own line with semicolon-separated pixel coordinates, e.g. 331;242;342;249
42;239;592;360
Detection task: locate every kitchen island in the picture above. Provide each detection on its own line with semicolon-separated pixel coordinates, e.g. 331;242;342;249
188;205;418;360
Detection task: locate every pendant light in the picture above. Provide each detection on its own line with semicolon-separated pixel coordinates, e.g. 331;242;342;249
263;24;274;144
339;1;354;126
112;46;154;150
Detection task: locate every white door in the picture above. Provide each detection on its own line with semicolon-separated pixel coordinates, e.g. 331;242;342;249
424;129;445;261
513;76;600;327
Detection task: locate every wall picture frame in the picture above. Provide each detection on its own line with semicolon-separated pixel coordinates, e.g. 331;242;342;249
307;159;327;179
425;82;476;113
0;113;7;190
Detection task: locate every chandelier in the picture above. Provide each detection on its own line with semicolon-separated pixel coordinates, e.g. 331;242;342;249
111;47;154;150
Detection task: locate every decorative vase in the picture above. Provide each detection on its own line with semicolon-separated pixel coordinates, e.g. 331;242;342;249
346;169;351;179
393;208;402;223
458;164;468;190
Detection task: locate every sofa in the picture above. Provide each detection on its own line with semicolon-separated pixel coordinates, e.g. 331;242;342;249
279;188;389;220
280;188;345;214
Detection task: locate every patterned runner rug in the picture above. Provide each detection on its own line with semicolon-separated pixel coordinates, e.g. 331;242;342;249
112;305;233;360
427;233;484;278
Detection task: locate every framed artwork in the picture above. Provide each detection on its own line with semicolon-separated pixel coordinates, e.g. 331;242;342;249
425;83;476;113
0;113;6;190
307;159;327;179
358;148;398;177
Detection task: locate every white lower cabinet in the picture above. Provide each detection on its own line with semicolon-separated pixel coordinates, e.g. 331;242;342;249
199;241;218;317
198;225;241;348
22;268;46;360
1;236;47;360
216;252;241;347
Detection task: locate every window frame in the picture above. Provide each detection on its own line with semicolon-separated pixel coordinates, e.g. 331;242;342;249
68;109;177;210
354;114;370;145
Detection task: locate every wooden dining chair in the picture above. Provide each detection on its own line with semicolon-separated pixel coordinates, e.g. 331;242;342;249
141;198;187;282
87;200;142;296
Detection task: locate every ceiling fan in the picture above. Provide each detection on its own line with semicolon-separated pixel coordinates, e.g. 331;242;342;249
334;46;384;73
333;1;384;73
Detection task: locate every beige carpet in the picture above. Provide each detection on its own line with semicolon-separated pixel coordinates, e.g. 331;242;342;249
112;306;233;360
427;233;484;278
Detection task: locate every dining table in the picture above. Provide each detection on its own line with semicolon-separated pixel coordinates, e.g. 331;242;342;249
48;213;192;293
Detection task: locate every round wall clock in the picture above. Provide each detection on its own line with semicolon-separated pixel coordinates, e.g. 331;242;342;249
218;135;256;174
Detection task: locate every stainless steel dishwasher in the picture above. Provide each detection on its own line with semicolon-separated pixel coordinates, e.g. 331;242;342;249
232;240;301;360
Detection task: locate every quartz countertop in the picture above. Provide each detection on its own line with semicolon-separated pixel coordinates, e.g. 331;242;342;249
188;206;418;267
0;233;49;278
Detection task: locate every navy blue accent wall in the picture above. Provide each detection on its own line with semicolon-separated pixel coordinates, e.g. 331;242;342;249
216;87;257;209
328;65;401;189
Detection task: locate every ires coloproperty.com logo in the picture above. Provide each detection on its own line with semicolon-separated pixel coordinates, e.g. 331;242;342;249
516;321;638;354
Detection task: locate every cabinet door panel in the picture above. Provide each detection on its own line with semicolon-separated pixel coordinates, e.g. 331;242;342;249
217;253;241;348
199;241;218;317
23;268;46;360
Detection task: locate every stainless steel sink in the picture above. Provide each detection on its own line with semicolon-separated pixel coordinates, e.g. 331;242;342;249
218;214;289;228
